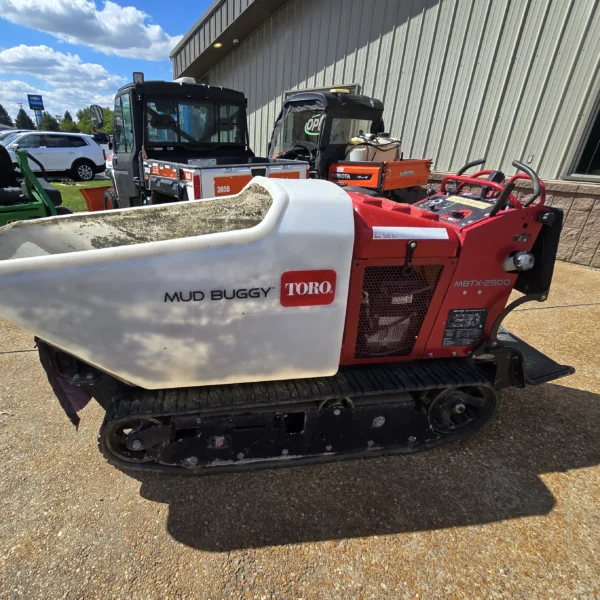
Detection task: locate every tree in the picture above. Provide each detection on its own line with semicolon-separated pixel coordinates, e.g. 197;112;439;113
101;107;114;135
76;106;113;134
15;108;35;130
40;111;60;131
76;107;93;133
0;103;13;127
60;110;80;133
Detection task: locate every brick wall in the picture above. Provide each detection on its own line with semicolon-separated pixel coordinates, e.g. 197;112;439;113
534;182;600;267
425;174;600;268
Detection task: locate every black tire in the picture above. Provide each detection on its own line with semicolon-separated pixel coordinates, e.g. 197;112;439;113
72;159;96;182
55;207;72;216
103;187;119;210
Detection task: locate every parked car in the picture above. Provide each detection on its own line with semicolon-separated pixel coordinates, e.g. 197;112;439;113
105;152;113;175
5;132;106;181
91;132;111;155
0;130;26;144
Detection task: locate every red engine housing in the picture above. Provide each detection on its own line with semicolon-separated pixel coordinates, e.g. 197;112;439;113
341;189;546;365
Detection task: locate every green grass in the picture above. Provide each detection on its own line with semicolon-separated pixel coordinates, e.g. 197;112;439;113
50;180;111;213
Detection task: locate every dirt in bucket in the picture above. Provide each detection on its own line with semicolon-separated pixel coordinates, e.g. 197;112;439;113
87;184;273;249
0;183;274;256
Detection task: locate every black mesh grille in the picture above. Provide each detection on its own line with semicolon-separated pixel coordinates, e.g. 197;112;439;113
355;265;444;359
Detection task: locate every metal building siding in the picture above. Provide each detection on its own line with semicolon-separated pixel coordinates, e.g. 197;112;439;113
204;0;599;179
172;0;257;77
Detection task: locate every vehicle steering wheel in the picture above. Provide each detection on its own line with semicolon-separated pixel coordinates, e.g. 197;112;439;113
291;141;316;157
276;141;316;163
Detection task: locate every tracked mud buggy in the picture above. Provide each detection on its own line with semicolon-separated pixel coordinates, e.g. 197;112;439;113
0;160;572;474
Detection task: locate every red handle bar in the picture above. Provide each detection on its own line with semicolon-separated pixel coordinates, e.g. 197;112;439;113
440;175;521;208
465;169;496;179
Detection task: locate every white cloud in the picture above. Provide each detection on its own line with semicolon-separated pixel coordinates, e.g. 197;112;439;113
0;45;125;89
0;0;182;61
0;44;125;121
0;78;115;121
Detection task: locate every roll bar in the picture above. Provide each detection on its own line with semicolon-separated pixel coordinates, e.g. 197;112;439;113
441;159;544;218
440;176;519;207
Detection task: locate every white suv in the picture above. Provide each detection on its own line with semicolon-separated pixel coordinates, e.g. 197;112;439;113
6;132;106;181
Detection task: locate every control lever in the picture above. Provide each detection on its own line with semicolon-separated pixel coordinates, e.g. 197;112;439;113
402;241;417;276
480;170;505;202
489;182;516;217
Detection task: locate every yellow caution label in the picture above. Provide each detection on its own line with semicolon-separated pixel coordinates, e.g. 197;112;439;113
446;195;490;209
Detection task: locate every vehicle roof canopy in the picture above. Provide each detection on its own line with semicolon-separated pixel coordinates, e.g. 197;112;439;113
281;92;384;120
116;81;247;105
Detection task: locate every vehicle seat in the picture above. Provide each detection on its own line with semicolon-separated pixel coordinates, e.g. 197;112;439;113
21;179;63;206
0;188;25;207
0;144;18;187
0;144;24;206
0;144;62;207
150;114;176;129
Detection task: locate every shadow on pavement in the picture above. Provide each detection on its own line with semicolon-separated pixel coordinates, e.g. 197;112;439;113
131;383;600;551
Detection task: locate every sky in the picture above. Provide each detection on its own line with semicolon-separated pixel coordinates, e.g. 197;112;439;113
0;0;213;121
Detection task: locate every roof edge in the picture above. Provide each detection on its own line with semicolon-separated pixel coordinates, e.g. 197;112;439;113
170;0;226;58
170;0;289;80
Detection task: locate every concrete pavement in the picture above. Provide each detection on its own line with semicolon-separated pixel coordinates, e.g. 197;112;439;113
0;262;598;599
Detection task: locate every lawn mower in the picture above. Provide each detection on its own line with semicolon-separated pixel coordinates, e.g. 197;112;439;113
268;90;431;200
0;158;572;474
0;145;68;226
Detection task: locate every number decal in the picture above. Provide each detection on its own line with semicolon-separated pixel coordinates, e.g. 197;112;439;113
216;185;231;194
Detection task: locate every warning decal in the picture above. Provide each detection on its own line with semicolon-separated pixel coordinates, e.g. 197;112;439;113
442;308;488;347
446;195;491;209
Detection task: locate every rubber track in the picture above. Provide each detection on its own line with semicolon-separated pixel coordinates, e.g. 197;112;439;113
114;358;490;420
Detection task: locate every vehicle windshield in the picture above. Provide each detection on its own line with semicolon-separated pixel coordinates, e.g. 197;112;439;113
270;109;374;157
271;109;323;157
146;96;245;145
0;132;22;146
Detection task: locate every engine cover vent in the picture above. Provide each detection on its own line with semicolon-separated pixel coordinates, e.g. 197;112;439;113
355;265;443;359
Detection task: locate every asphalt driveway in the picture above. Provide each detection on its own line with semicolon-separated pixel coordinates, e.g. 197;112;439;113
0;262;598;599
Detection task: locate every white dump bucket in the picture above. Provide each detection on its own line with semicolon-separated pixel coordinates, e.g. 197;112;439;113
0;178;354;389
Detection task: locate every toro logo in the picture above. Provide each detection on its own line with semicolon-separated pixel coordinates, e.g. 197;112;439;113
280;270;336;307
